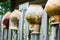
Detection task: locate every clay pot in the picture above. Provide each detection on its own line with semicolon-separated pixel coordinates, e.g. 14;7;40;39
1;12;10;29
25;4;43;24
45;0;60;24
9;9;22;30
25;4;43;34
50;15;60;24
45;0;60;16
29;24;40;34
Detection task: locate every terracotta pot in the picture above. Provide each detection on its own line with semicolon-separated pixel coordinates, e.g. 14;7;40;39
25;4;43;24
29;24;40;34
45;0;60;24
45;0;60;16
25;4;43;34
50;15;60;24
9;9;22;30
1;12;10;29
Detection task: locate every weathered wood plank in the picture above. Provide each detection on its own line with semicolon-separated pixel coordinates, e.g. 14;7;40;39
24;20;29;40
12;30;17;40
8;19;12;40
0;16;3;40
58;24;60;40
50;25;57;40
23;2;29;40
8;29;12;40
31;34;39;40
19;2;29;10
18;2;29;40
18;9;23;40
1;27;3;40
40;10;48;40
57;27;60;40
3;29;8;40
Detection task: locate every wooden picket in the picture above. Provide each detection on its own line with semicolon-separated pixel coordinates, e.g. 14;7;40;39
40;10;48;40
18;2;29;40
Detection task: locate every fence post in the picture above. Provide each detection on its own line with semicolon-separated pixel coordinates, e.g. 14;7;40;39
31;34;40;40
40;10;48;40
50;25;58;40
0;15;4;40
11;30;17;40
58;24;60;40
8;29;12;40
18;2;29;40
8;16;12;40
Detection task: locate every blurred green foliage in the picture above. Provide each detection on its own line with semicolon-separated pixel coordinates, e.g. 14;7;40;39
48;18;52;36
0;0;10;16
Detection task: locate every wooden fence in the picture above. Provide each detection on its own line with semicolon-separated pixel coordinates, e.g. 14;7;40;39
0;2;59;40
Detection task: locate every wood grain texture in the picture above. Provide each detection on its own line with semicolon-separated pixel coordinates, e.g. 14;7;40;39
24;20;29;40
8;29;12;40
12;30;17;40
50;26;57;40
3;29;8;40
18;2;29;40
40;10;48;40
31;34;40;40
